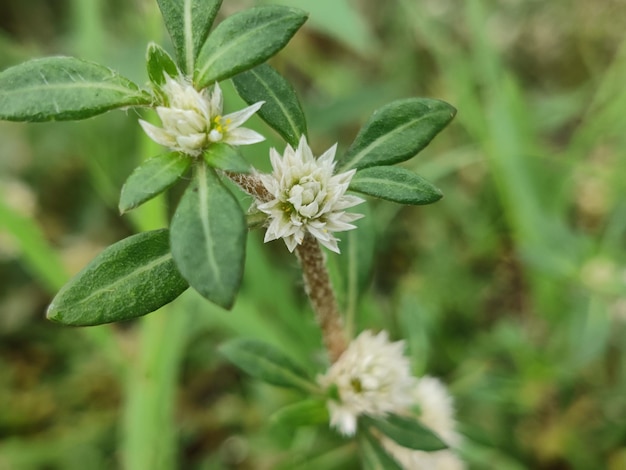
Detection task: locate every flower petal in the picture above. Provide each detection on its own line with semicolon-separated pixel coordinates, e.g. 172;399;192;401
223;127;266;146
223;100;264;128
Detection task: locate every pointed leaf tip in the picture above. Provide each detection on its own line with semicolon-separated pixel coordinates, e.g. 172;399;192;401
338;98;456;172
47;229;188;326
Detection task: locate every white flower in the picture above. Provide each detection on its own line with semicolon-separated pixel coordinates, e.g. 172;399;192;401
257;136;365;253
317;330;416;436
381;376;465;470
139;75;264;156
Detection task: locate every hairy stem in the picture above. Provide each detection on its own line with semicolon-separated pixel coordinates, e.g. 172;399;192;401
295;235;348;362
228;172;347;362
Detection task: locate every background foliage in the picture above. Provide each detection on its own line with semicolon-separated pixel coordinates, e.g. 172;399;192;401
1;0;626;468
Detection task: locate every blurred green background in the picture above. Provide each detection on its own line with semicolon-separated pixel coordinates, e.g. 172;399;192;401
1;0;626;469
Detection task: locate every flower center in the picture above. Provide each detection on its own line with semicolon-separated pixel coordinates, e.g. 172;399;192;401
209;115;231;142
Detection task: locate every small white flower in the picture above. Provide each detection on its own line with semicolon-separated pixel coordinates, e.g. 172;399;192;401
381;376;465;470
317;330;416;436
139;75;264;157
257;136;364;253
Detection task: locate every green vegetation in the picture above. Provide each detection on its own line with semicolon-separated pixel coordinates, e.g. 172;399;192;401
1;0;625;468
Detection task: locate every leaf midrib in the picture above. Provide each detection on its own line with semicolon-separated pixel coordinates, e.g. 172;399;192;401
197;12;293;82
249;67;302;144
0;81;144;97
340;110;445;171
63;252;173;309
197;165;222;288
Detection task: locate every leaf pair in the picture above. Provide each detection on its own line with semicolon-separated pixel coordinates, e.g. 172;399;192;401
233;64;456;206
155;0;308;88
47;164;245;326
0;3;308;123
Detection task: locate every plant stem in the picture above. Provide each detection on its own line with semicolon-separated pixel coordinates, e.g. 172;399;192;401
228;172;348;362
295;235;348;362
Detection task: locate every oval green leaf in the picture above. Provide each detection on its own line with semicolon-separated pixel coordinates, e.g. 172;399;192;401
0;57;150;122
146;42;180;88
232;63;307;147
156;0;223;74
46;229;188;326
362;414;448;452
270;399;329;428
194;6;308;88
203;143;251;173
119;152;191;214
337;98;456;171
170;164;246;309
219;338;316;391
349;166;443;205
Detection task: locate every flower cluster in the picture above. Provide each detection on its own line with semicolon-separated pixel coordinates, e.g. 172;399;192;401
258;136;364;253
317;330;464;469
139;75;264;156
317;330;416;436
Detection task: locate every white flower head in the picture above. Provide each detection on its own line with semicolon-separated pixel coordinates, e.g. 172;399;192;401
257;136;365;253
139;74;265;157
317;330;416;436
381;376;465;470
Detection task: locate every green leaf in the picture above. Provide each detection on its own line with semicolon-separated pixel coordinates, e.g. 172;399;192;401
156;0;223;74
195;6;308;88
146;42;180;87
362;414;448;452
349;166;443;205
270;399;329;427
0;57;150;122
337;98;456;172
203;143;251;173
170;164;246;308
219;338;316;391
119;152;191;214
232;63;307;147
359;430;403;470
46;229;188;326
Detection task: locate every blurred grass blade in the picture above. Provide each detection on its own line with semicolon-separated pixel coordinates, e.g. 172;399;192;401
220;338;317;392
194;6;308;88
156;0;222;74
338;98;456;172
232;63;307;147
350;166;443;205
47;229;188;326
119;152;191;214
170;164;246;309
0;57;150;122
0;198;67;292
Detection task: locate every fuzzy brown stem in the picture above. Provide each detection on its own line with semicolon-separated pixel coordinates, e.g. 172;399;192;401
228;172;348;362
226;172;272;202
295;235;348;362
